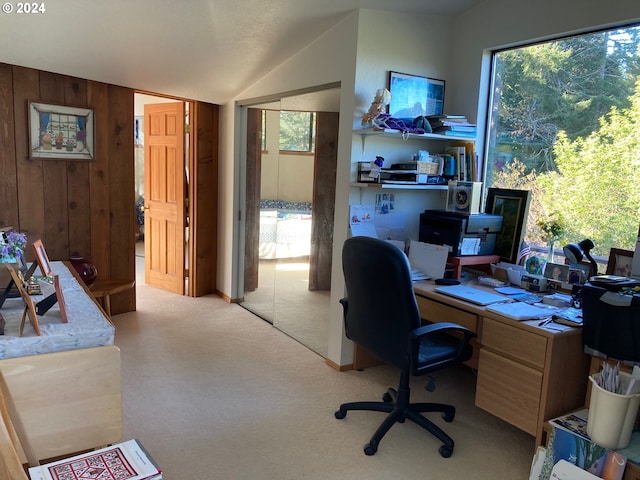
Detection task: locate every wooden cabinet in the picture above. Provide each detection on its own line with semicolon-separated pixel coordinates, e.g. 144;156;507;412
0;262;122;465
476;348;542;435
0;346;122;464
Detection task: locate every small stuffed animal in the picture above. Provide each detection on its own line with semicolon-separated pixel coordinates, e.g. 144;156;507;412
361;88;391;127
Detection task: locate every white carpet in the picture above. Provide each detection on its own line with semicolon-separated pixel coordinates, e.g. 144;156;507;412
111;264;536;479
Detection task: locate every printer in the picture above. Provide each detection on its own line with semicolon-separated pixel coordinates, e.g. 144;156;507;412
418;209;503;256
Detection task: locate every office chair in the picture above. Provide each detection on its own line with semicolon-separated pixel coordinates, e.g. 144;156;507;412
335;236;476;457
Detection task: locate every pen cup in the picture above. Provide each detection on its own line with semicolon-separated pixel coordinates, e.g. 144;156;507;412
587;372;640;449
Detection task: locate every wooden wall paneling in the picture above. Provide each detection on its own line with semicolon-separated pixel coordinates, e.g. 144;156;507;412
190;102;218;297
2;64;137;315
63;77;92;261
39;71;70;260
308;111;338;291
243;108;261;293
106;85;135;315
0;64;18;229
12;66;45;256
88;82;112;281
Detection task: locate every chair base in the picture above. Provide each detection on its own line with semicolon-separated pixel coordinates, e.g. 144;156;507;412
335;387;456;457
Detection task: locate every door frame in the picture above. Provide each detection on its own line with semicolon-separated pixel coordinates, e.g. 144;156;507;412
234;83;341;302
135;92;218;297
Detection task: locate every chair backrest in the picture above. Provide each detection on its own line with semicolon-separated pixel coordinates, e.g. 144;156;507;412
341;236;421;369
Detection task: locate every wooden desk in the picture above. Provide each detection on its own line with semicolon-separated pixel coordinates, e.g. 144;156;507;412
413;281;589;446
353;280;590;447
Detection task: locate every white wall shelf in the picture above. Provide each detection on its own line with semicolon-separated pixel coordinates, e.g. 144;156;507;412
351;182;448;190
356;127;476;146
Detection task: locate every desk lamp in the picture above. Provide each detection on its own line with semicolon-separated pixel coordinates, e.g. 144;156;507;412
563;238;598;277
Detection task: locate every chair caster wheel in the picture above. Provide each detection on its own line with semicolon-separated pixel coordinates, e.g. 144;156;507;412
364;443;377;456
439;445;453;458
442;407;455;422
382;392;393;402
335;409;346;420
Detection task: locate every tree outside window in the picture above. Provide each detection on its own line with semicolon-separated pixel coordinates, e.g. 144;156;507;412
279;111;316;153
486;24;640;257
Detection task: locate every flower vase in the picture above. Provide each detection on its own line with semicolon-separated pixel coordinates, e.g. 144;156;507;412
70;255;98;287
547;240;555;264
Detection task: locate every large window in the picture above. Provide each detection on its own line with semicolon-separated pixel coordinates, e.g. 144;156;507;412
485;24;640;259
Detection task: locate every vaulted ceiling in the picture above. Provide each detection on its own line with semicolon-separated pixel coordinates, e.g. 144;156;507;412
0;0;484;104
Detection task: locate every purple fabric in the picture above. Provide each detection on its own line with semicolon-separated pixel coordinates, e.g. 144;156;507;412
373;113;425;134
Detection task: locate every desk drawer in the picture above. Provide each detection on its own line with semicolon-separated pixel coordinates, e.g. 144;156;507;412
482;317;547;369
416;296;478;333
476;348;542;436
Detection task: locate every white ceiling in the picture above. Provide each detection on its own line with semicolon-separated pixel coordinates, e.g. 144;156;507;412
0;0;484;105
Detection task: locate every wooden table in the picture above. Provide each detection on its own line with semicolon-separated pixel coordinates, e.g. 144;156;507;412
90;278;135;317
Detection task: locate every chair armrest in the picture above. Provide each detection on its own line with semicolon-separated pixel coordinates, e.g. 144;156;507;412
339;297;348;315
411;322;476;342
410;322;477;374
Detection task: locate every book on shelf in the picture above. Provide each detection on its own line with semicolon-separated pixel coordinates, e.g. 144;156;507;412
439;129;476;137
28;439;162;480
446;146;465;181
426;114;467;120
448;140;477;182
433;124;476;132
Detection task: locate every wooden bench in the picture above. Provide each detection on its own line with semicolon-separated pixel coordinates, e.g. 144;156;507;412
90;279;135;317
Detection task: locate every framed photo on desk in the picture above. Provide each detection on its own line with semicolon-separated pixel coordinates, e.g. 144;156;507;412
4;264;40;336
606;248;634;277
32;239;53;277
485;188;531;264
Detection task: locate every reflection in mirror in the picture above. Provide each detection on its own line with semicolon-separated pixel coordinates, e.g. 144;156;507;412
239;87;340;358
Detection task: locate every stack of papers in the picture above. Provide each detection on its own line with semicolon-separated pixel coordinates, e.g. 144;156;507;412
486;301;558;321
410;269;430;281
407;241;448;281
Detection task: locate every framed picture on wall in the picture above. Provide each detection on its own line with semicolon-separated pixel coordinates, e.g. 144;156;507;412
485;188;532;265
28;101;95;161
387;71;445;121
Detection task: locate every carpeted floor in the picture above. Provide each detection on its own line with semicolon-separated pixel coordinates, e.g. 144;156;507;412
111;255;535;479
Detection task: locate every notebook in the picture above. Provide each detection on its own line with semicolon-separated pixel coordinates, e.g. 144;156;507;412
433;285;509;306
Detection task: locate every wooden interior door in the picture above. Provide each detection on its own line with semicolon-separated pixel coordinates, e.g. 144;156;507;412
144;102;185;294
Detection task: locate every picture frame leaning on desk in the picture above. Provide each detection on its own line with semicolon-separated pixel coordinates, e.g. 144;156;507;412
606;248;634;277
5;264;40;336
485;188;531;265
